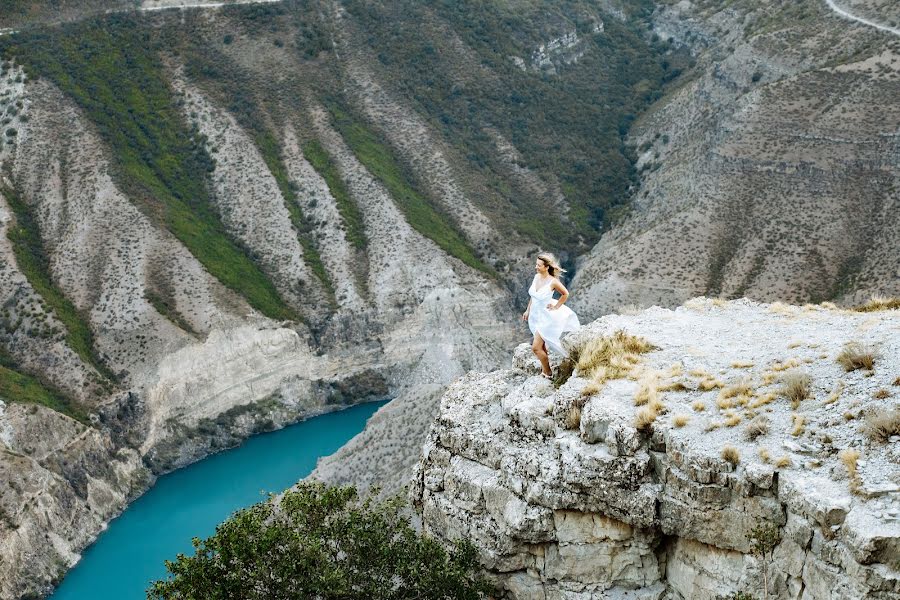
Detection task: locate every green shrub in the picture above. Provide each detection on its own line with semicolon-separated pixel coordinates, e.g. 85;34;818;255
147;482;492;600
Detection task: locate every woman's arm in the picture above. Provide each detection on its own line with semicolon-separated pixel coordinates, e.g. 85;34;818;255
522;298;532;321
548;279;569;310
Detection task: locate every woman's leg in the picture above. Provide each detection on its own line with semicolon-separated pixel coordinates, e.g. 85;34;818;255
532;331;552;376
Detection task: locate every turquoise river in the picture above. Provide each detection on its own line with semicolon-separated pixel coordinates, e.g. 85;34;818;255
50;400;388;600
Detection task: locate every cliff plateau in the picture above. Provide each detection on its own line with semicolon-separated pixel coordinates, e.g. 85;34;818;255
413;298;899;599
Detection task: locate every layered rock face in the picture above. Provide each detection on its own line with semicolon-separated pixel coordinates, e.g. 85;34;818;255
412;298;899;599
572;0;900;318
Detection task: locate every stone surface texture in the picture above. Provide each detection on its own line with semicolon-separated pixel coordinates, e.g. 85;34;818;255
413;299;899;599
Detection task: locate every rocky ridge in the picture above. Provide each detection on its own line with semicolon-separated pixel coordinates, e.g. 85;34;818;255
412;298;899;599
572;0;900;317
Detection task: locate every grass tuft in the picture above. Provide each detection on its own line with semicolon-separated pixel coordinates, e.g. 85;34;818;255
837;342;877;372
790;414;805;437
839;448;861;493
774;455;792;468
864;409;900;443
721;445;740;466
854;296;900;312
779;371;811;409
745;415;769;441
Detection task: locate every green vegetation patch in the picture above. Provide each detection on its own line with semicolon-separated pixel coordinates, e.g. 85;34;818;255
0;349;88;424
327;102;493;276
144;289;199;337
302;139;367;250
183;44;335;304
148;482;491;599
255;130;335;304
1;17;296;321
3;186;113;380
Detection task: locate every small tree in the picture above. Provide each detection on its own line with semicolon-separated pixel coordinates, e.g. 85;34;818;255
748;524;781;600
148;482;492;600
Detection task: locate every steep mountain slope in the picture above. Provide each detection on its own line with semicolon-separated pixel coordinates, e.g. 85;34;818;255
571;0;900;318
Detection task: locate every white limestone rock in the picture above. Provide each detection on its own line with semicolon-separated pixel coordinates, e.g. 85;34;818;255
413;299;900;599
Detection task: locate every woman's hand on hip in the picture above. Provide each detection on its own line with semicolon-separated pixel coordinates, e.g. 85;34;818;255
522;311;529;321
546;303;558;310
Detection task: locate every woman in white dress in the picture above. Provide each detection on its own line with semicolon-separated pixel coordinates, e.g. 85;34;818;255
521;252;580;379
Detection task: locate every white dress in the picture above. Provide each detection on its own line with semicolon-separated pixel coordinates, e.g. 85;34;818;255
528;275;580;357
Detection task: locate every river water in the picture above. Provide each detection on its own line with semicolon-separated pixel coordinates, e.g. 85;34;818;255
50;400;388;600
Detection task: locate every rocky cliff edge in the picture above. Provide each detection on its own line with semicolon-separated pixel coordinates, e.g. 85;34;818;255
412;298;899;599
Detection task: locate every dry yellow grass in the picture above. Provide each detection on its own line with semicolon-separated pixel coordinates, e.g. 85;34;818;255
731;360;755;368
824;382;844;405
772;358;801;372
780;371;812;409
635;406;657;430
874;389;891;399
721;445;740;466
724;411;742;427
634;374;660;406
854;296;900;312
837;342;877;372
768;302;795;316
790;414;805;437
749;391;777;409
704;421;722;432
758;448;771;463
864;408;900;442
761;372;777;385
691;400;706;412
689;368;709;377
745;415;769;440
774;456;792;468
839;448;862;493
658;380;689;392
577;330;656;396
698;377;724;391
673;414;690;428
716;396;736;410
844;411;857;421
787;341;804;349
719;378;752;400
668;363;683;377
564;395;589;430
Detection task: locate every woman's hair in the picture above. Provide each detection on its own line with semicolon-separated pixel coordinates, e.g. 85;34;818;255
537;252;566;277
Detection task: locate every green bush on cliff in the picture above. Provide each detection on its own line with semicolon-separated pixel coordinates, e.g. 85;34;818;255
148;482;491;600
